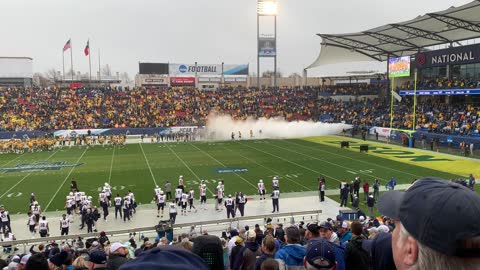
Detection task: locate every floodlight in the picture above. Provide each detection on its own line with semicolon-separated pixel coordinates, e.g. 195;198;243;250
257;1;278;15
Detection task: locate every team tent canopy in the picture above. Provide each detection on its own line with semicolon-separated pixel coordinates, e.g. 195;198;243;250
307;0;480;68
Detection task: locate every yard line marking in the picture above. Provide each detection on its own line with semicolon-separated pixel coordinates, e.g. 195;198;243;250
238;141;343;183
0;152;26;167
108;146;115;184
164;142;215;196
0;149;60;199
44;147;88;211
189;142;258;190
220;144;312;191
139;143;157;186
285;140;423;179
267;141;389;182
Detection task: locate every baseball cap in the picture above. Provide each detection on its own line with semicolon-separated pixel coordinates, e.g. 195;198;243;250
235;237;244;245
118;246;209;270
305;239;336;269
20;254;31;265
110;242;127;254
307;223;320;234
340;221;348;229
377;225;390;233
319;221;333;231
378;177;480;257
85;249;107;264
362;233;396;270
246;230;256;240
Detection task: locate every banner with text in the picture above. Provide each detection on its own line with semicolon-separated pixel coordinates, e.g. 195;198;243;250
169;63;248;76
258;38;276;57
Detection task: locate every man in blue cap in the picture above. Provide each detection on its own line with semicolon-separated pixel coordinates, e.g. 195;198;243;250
85;249;107;270
303;238;337;270
378;177;480;270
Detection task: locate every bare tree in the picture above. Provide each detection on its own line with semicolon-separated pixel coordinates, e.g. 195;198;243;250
119;72;132;84
44;68;58;80
262;70;282;78
101;64;112;77
288;72;301;78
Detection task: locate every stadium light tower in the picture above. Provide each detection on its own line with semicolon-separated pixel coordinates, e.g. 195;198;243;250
257;0;278;89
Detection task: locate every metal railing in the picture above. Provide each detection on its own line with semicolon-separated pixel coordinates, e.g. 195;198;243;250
1;209;322;253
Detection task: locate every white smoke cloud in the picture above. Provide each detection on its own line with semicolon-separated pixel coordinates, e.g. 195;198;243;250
204;113;352;140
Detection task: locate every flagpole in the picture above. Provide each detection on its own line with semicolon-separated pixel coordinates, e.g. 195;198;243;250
70;40;74;82
62;50;65;81
98;49;101;83
88;40;92;82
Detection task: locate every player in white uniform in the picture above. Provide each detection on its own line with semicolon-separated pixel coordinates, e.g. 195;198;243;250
216;185;224;211
103;183;112;201
60;214;70;235
27;212;37;238
272;176;279;190
175;187;183;204
156;191;166;218
180;192;188;216
199;182;207;210
65;196;75;222
188;188;197;212
31;202;41;225
168;200;177;224
154;185;162;197
38;216;49;237
258;179;266;201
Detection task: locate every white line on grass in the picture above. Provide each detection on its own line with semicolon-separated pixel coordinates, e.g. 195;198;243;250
267;141;389;182
283;140;423;179
238;141;343;184
44;147;88;211
164;142;215;196
220;144;312;191
0;152;26;167
139;143;157;186
188;142;258;190
108;146;115;184
0;149;60;199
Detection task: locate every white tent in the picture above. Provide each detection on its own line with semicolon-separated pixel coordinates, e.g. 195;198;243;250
308;0;480;71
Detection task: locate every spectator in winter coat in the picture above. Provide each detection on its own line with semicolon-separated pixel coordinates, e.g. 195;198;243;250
274;226;306;268
345;221;370;270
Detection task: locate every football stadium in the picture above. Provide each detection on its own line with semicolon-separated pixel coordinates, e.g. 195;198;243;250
0;0;480;269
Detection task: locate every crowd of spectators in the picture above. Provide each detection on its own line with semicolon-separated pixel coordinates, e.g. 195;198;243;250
400;78;480;90
0;86;479;136
0;213;399;270
318;84;383;96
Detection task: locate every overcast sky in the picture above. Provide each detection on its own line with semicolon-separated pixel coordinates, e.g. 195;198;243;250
0;0;473;77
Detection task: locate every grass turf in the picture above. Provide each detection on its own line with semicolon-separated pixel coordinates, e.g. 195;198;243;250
0;136;476;214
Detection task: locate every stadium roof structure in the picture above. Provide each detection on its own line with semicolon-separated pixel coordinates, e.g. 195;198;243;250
308;0;480;68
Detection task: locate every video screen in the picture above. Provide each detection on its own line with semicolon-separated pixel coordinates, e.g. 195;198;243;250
388;56;410;78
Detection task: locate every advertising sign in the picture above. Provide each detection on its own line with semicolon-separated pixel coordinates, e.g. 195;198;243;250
388;56;411;78
169;64;248;76
258;38;276;57
170;77;195;84
415;43;480;68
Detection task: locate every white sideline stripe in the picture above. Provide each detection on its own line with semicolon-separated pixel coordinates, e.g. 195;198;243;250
222;143;312;191
0;152;26;167
189;142;258;190
44;148;88;211
0;149;60;199
108;146;115;184
165;142;215;196
268;141;388;182
139;143;157;186
238;141;343;183
284;139;423;179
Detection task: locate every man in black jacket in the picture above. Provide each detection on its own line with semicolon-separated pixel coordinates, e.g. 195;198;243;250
345;221;370;270
107;242;129;270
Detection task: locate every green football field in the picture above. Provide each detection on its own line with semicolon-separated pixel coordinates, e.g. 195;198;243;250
0;136;477;214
